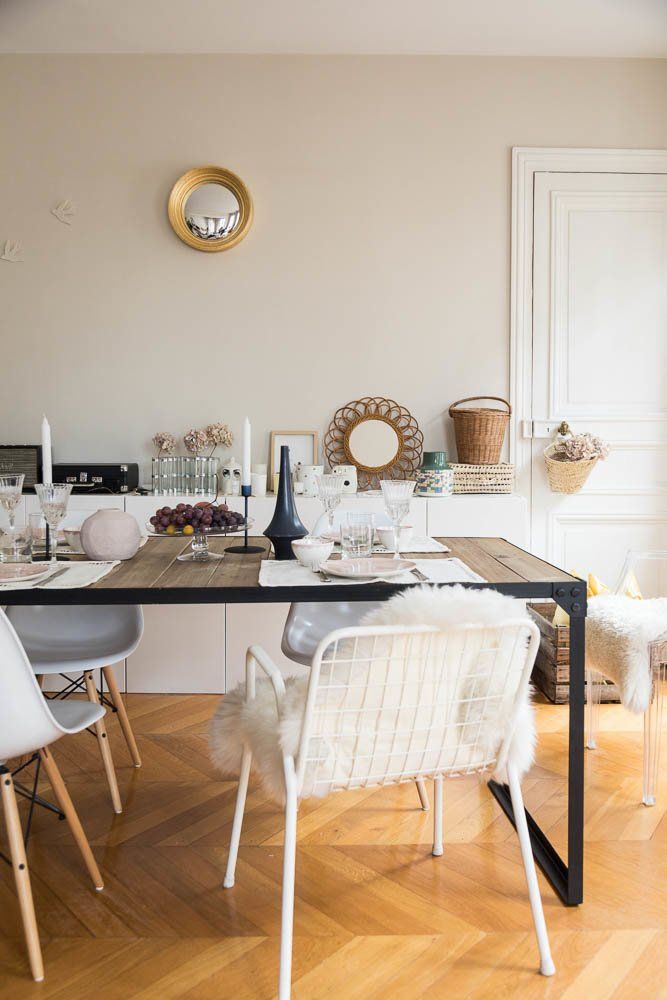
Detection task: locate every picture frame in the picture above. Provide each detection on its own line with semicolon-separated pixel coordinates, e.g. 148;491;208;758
0;445;42;490
269;430;319;481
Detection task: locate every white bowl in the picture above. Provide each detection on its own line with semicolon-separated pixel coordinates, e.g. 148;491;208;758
291;536;334;571
63;528;85;553
376;524;414;552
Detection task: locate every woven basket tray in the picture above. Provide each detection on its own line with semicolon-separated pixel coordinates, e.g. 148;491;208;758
450;462;514;494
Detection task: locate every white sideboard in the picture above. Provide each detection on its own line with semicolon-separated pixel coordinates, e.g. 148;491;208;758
7;492;527;694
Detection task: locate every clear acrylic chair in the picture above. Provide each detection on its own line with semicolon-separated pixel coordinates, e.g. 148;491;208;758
0;608;104;982
6;605;144;814
586;550;667;806
225;618;553;998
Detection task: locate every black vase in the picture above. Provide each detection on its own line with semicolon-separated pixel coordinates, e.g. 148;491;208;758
264;446;308;560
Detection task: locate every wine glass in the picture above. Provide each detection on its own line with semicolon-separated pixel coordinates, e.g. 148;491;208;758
380;479;416;560
35;483;72;562
316;474;344;536
0;474;25;534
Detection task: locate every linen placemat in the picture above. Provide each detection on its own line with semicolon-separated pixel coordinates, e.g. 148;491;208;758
0;561;120;590
259;557;484;588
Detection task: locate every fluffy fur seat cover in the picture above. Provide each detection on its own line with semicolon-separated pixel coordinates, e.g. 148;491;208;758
210;586;536;802
586;595;667;714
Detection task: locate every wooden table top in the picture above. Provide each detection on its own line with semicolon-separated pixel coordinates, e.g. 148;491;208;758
0;536;584;607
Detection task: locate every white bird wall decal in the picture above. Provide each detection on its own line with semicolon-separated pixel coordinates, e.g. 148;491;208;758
1;240;24;262
52;200;75;225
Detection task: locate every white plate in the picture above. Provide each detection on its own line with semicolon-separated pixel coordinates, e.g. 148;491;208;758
0;563;54;584
321;557;417;579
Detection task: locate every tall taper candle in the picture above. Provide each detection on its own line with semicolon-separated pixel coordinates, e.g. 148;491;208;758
41;415;52;483
242;417;251;487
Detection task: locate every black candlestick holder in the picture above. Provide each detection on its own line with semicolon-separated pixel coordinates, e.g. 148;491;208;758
226;485;264;554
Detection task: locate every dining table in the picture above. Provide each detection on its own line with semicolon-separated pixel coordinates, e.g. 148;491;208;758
1;534;586;907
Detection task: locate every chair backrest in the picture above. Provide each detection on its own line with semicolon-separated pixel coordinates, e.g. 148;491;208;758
294;619;539;797
312;507;392;537
0;609;64;762
613;549;667;599
6;604;144;656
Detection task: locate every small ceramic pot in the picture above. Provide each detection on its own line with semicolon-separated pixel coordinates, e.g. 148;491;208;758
291;536;335;571
416;451;453;496
333;464;358;493
80;509;141;561
297;464;324;496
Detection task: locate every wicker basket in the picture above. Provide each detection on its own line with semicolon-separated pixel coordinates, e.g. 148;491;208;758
449;396;511;464
544;443;598;494
450;462;514;494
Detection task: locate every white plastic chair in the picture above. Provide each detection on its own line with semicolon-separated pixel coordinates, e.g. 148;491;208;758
0;608;104;982
225;618;553;998
586;550;667;805
6;606;144;814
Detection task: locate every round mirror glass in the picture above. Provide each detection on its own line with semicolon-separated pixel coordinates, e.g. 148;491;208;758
347;418;401;470
184;183;241;241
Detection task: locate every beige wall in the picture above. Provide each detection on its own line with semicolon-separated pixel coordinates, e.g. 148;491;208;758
1;55;667;481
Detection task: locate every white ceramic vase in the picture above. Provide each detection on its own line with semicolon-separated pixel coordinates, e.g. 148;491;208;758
80;509;141;561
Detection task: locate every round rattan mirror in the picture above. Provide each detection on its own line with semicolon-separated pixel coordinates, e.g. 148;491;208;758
168;166;253;252
324;397;423;490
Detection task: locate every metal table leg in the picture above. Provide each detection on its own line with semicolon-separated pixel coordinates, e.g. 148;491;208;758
488;581;586;906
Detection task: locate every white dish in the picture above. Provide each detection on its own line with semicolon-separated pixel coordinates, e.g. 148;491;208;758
321;557;417;579
0;563;53;584
292;536;335;570
375;524;414;552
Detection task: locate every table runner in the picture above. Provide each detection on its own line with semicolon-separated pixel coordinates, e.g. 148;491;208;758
259;557;485;587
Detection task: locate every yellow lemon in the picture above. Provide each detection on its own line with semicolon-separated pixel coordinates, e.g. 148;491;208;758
182;524;194;536
165;523;177;535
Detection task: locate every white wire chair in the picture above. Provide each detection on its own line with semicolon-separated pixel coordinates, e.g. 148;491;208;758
223;618;553;998
586;549;667;805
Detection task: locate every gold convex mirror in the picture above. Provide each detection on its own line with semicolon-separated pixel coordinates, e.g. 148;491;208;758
168;166;253;252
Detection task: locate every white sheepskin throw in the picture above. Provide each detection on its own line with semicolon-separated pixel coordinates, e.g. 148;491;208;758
210;586;536;802
586;595;667;714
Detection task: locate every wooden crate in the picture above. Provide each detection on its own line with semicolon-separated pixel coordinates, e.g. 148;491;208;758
527;602;620;705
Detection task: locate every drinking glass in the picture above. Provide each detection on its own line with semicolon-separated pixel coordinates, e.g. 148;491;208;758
380;479;416;560
0;525;32;563
316;474;344;535
0;474;24;533
35;483;72;562
340;512;373;559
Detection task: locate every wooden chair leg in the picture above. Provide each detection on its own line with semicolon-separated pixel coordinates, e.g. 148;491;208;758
38;747;104;891
102;666;142;768
415;778;430;811
84;671;123;814
1;769;44;982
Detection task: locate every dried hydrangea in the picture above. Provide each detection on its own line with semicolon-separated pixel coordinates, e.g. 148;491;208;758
152;431;176;456
205;422;233;451
552;433;609;463
183;428;210;455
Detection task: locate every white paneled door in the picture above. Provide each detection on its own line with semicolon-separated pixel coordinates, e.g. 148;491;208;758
523;161;667;584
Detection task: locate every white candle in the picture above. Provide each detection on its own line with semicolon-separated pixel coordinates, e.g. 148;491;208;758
41;415;52;483
242;417;251;487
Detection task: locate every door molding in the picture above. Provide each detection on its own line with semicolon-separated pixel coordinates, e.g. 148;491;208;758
510;147;667;525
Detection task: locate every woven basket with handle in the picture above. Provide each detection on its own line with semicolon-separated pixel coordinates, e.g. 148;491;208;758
544;443;598;494
448;396;511;465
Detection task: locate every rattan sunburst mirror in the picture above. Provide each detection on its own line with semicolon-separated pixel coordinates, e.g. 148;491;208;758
324;397;423;489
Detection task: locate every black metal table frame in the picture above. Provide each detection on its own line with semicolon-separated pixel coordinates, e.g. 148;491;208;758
1;570;586;907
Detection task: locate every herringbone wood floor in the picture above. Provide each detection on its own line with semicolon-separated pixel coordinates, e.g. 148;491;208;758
1;693;666;999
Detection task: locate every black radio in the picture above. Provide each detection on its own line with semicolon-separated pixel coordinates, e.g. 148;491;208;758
52;463;139;494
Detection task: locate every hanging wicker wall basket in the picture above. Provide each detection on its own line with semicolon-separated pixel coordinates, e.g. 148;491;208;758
448;396;511;465
544;443;598;494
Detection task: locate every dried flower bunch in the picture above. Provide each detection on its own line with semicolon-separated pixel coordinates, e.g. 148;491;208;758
205;422;233;450
152;431;176;456
551;433;610;463
183;428;211;455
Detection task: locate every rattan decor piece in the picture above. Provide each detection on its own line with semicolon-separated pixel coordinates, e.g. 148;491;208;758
449;396;511;465
324;396;423;490
544;444;598;494
450;462;514;494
